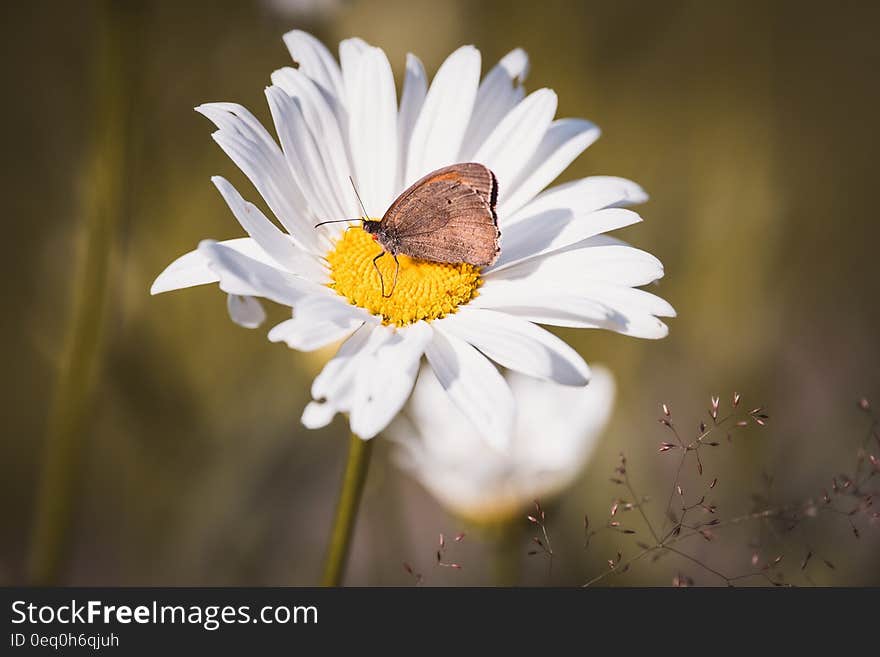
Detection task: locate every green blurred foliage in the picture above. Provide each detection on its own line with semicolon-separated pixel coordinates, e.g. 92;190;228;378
2;0;878;585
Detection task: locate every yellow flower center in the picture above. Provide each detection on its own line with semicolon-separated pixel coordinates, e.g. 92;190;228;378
325;225;482;326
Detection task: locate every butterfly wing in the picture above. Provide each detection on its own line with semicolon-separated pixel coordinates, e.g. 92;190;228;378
382;163;500;266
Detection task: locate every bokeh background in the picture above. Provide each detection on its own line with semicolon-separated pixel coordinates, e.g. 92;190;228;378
3;0;879;586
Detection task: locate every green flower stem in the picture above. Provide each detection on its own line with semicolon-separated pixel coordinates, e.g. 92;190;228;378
489;519;522;587
321;432;374;586
27;0;136;585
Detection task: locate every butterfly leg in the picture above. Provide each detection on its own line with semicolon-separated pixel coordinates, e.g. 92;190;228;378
372;252;387;297
388;254;400;298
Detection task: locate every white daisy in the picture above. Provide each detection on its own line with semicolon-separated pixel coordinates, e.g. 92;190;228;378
389;365;615;522
151;30;674;442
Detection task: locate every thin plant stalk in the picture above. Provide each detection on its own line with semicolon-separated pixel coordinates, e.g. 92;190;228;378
321;432;374;586
489;519;521;586
27;0;135;585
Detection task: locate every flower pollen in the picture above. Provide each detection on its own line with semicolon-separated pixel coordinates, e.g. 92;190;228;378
326;226;481;326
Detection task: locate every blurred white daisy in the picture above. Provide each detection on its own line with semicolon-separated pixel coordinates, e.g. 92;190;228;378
151;30;674;442
389;364;615;523
262;0;342;21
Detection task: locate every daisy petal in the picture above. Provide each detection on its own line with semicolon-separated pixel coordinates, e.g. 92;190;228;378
487;208;642;272
269;317;361;352
488;239;666;288
508;176;649;226
470;284;614;327
461;48;530;159
303;322;387;431
397;54;427;191
349;321;432;439
508;365;615;467
301;400;338;430
270;66;356;219
196;102;278;151
339;37;371;107
196;103;320;254
473;282;671;338
227;294;266;328
265;85;345;225
473;88;557;193
151;238;273;295
282;29;344;100
348;46;398;216
590;284;675;340
424;326;514;449
310;323;384;405
579;282;676;319
198;239;329;305
439;307;590;386
212;176;326;282
499;118;601;217
268;296;368;351
405;45;481;186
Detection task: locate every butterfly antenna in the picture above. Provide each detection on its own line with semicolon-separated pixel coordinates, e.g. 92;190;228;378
314;218;361;228
349;176;370;219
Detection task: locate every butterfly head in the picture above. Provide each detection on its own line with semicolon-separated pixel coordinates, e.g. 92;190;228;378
362;219;383;236
362;219;398;252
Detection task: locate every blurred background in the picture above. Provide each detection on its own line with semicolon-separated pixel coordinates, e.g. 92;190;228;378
3;0;879;586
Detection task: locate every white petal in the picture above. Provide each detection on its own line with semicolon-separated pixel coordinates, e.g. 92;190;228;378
405;45;481;186
461;48;530;159
196;102;278;151
583;282;676;339
270;66;356;221
507;176;649;226
151;237;273;295
395;363;479;451
301;400;338;430
439;307;590;386
310;323;384;404
488;239;666;288
269;317;359;352
198;239;330;305
470;284;615;328
227;294;266;328
211;176;326;282
473;88;557;193
383;411;421;457
424;326;514;449
508;365;615;470
499;119;601;217
473;281;671;338
282;29;344;100
305;323;388;432
335;38;371;196
268;295;368;351
579;282;676;319
264;86;345;226
482;242;676;330
397;54;427;191
339;37;370;107
488;208;642;272
347;46;398;216
196;103;321;254
349;322;432;439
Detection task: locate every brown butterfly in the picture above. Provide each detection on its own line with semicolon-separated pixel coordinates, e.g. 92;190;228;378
316;163;500;297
